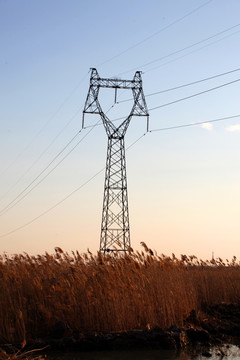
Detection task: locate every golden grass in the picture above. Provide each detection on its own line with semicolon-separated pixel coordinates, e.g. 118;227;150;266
1;243;240;345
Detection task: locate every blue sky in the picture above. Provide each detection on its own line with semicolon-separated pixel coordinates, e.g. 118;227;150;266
1;0;240;259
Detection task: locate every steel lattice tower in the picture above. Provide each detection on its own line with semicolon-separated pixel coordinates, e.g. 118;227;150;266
82;68;149;253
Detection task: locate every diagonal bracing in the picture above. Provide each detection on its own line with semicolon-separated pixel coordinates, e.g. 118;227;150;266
83;68;149;253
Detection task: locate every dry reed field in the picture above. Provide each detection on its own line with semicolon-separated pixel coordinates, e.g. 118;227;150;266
1;242;240;346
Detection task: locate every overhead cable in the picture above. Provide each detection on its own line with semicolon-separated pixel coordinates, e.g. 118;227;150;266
1;111;239;238
148;78;240;112
97;0;213;69
149;114;240;132
145;28;240;74
118;22;240;76
0;73;89;178
0;131;81;216
0;131;148;238
0;105;114;217
84;77;240;128
0;106;82;204
117;67;240;104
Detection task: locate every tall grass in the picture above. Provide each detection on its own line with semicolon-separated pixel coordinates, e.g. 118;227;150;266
1;243;240;345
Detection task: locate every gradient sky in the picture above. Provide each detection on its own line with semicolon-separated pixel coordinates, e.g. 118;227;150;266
1;0;240;259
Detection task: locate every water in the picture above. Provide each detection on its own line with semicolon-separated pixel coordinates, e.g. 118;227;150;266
47;345;240;360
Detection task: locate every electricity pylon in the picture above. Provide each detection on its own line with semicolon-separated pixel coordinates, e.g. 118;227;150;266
82;68;149;253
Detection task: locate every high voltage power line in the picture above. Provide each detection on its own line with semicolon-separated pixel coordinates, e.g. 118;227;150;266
0;105;114;216
0;106;83;204
1;1;211;181
0;1;213;180
83;75;240;129
2;16;240;239
2;71;239;217
149;114;240;132
0;131;80;216
118;22;240;77
117;67;240;104
145;27;240;74
98;0;213;69
0;165;105;239
1;2;234;185
3;2;240;243
1;111;239;239
2;11;237;194
0;123;100;217
0;74;89;178
0;131;148;239
0;65;238;234
148;78;240;112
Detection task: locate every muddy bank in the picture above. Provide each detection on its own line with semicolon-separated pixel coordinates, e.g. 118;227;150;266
22;304;239;354
2;304;240;356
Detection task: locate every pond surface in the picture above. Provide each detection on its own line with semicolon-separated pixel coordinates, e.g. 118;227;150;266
47;345;240;360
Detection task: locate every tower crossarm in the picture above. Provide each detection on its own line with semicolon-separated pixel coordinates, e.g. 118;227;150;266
90;67;141;89
82;68;149;133
91;77;140;90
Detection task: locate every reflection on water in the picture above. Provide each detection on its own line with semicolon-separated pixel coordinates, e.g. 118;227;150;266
197;345;240;360
47;345;240;360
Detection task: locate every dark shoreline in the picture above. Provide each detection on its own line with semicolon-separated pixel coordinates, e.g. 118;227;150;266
2;304;240;357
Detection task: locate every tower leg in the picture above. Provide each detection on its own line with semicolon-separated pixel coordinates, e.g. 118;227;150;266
100;136;130;253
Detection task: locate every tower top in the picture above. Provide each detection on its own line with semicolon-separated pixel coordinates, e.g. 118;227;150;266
82;68;149;136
